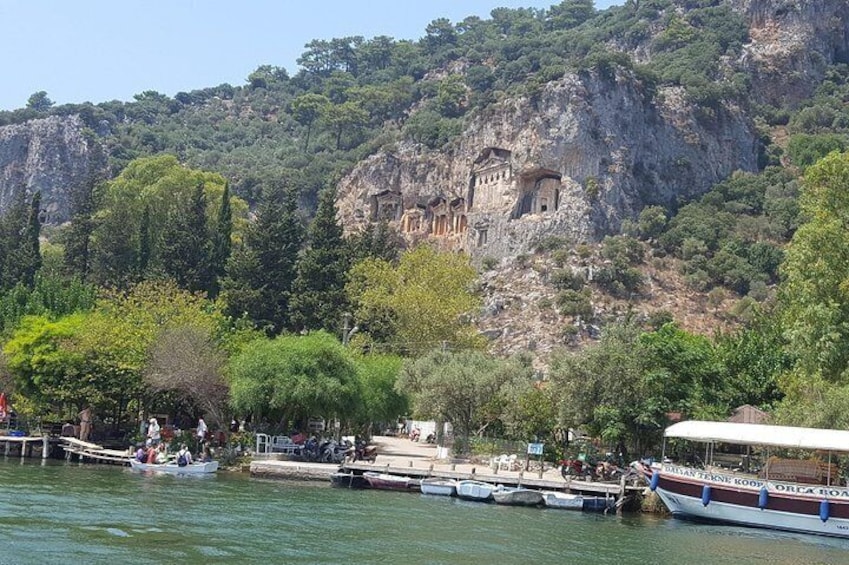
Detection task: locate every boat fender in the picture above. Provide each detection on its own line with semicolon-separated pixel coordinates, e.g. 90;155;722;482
701;484;711;507
820;499;830;523
650;471;660;491
758;487;768;510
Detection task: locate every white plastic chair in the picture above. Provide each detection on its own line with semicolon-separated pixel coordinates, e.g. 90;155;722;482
497;454;511;471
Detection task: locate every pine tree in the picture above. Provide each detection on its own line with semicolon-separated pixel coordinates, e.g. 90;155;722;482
221;185;303;333
209;181;232;298
289;187;350;333
159;183;213;294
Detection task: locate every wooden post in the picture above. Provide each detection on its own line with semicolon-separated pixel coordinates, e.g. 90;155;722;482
21;440;27;460
42;436;49;460
4;440;8;456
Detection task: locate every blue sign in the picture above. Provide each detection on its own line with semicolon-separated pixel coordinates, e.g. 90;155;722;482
527;442;544;456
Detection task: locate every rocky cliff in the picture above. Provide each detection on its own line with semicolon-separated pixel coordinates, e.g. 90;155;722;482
336;69;759;259
0;115;107;223
336;0;849;259
732;0;849;106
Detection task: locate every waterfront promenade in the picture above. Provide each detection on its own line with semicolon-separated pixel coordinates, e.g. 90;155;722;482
250;435;635;499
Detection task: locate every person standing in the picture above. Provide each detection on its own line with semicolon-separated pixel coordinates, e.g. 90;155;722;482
78;406;92;442
147;417;161;446
196;417;208;450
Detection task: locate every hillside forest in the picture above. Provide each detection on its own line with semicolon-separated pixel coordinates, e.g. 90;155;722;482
1;0;849;459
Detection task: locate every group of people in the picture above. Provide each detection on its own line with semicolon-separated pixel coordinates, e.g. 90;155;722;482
133;416;213;466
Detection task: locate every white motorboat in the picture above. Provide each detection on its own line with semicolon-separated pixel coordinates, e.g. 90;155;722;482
130;459;219;475
456;480;496;501
420;477;458;496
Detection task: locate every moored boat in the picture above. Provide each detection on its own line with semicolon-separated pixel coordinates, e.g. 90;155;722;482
540;491;584;510
362;471;419;491
330;471;368;489
420;477;458;496
129;459;218;475
491;486;543;506
456;480;496;502
646;420;849;538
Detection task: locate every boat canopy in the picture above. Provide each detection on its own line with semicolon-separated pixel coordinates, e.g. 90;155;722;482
665;420;849;452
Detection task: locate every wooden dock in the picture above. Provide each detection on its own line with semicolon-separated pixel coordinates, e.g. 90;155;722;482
61;437;133;465
1;434;51;459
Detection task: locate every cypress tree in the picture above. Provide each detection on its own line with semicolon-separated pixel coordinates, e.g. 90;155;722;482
288;187;350;333
222;185;303;333
0;190;41;289
137;204;152;277
209;181;233;298
160;183;213;294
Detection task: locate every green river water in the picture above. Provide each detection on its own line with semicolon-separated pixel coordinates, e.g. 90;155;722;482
1;459;848;564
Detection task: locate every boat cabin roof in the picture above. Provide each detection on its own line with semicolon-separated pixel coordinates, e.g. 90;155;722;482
665;420;849;452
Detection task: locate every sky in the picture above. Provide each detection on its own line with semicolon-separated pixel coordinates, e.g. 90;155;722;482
0;1;620;111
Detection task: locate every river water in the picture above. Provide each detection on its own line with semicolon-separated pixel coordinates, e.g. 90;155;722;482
1;459;847;564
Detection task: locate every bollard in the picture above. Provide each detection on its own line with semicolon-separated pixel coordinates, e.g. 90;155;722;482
409;460;413;468
451;463;456;471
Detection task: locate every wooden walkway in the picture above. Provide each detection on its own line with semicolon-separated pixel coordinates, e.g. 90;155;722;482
61;437;133;465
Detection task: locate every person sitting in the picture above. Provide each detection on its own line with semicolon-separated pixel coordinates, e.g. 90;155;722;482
199;445;212;463
155;443;168;464
177;444;193;466
145;441;158;464
135;444;146;463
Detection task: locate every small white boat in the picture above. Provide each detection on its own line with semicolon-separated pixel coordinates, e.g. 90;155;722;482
541;491;585;510
420;477;458;496
363;471;419;491
130;459;219;475
492;486;543;506
456;480;496;501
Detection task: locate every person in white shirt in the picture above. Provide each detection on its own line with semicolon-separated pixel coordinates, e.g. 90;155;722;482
147;417;161;445
196;417;208;448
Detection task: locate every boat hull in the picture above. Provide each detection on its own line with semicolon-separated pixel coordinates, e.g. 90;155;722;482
456;480;495;501
129;460;218;474
652;464;849;538
363;472;418;491
330;471;368;489
420;478;457;496
492;487;543;506
541;491;583;510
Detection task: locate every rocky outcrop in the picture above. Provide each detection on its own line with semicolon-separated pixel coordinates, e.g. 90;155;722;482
0;115;107;223
732;0;849;106
336;68;759;259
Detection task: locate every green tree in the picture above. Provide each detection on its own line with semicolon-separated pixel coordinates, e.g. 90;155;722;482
781;150;849;383
291;93;330;151
222;186;303;333
289;187;349;334
26;91;53;112
347;245;482;355
229;331;362;426
210;181;233;298
398;350;532;454
159;182;213;294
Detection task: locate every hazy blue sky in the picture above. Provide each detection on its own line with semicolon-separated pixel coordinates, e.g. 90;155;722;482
0;1;620;111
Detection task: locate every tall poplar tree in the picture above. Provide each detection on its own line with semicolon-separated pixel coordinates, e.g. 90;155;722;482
222;186;303;333
0;190;42;289
289;187;349;333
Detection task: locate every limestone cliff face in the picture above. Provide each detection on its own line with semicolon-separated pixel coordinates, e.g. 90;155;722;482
732;0;849;106
0;115;107;223
336;69;759;259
